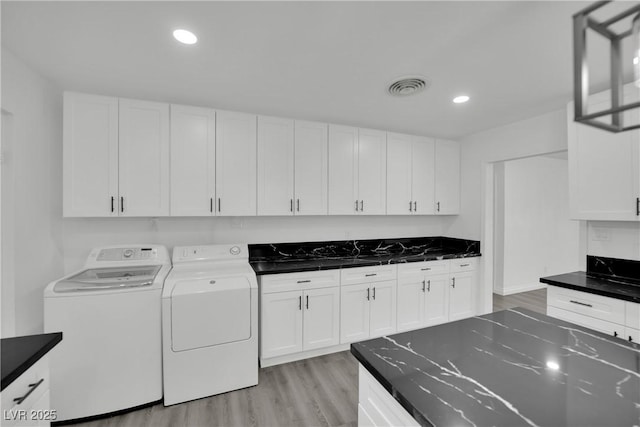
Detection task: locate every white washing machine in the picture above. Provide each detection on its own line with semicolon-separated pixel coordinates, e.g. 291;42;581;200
44;245;171;422
162;244;258;406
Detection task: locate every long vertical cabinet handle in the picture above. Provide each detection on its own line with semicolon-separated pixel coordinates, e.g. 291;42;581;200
414;201;417;212
355;200;359;212
427;280;431;292
437;201;440;212
422;280;426;292
636;197;639;216
360;200;364;211
409;201;413;212
299;295;302;310
297;199;300;212
372;287;376;300
120;196;124;213
451;277;456;288
290;199;293;212
111;197;115;213
366;288;370;300
218;198;221;213
306;295;309;309
210;198;214;213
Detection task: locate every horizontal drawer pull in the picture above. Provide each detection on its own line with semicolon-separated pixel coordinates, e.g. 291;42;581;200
365;273;377;277
296;280;311;284
569;300;593;308
421;268;431;271
13;378;44;405
459;263;470;267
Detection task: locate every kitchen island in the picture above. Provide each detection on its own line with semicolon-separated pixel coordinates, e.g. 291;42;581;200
351;308;640;427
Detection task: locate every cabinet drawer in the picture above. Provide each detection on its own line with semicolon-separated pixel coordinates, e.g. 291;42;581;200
340;265;397;286
1;355;49;414
449;258;477;273
260;270;340;294
625;301;640;330
547;306;625;338
397;260;449;278
547;286;626;325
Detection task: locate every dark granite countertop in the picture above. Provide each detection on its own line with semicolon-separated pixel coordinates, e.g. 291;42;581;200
249;236;481;275
540;256;640;304
540;272;640;303
1;332;62;391
351;308;640;427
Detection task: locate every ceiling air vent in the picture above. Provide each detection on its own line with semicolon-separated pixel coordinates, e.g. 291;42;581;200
387;76;429;97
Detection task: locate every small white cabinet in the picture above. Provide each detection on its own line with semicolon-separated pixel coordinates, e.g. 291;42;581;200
215;111;257;216
294;121;328;215
169;105;216;216
386;133;435;215
434;139;460;215
260;270;340;362
1;356;52;427
340;266;397;343
63;93;170;217
328;126;386;215
567;93;640;221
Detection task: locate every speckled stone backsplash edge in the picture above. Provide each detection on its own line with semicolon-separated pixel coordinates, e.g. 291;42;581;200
249;236;480;261
587;255;640;284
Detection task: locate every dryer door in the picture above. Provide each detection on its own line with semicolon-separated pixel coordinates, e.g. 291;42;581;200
171;276;251;352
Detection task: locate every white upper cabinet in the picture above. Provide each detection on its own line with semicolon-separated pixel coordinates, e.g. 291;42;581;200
328;125;359;215
294;121;328;215
170;105;216;216
358;128;387;215
568;95;640;221
257;116;295;216
63;92;119;217
434;139;460;215
215;111;257;216
328;125;386;215
118;98;170;217
386;133;435;215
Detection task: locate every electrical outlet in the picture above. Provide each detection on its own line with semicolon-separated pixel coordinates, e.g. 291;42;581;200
592;227;611;242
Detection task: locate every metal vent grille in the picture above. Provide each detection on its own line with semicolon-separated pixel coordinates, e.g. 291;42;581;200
388;77;428;96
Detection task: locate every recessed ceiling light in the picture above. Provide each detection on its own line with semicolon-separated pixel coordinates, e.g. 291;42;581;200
453;95;470;104
173;29;198;45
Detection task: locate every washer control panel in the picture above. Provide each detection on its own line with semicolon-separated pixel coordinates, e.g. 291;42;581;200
97;247;158;261
173;244;248;264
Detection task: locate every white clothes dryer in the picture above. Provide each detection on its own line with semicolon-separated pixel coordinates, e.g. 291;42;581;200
162;244;258;406
44;245;171;422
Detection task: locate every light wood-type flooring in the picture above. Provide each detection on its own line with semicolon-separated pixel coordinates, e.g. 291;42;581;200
68;288;546;427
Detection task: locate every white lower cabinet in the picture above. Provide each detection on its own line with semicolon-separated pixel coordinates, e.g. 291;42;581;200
340;278;397;344
260;271;340;362
1;356;52;427
547;285;639;343
397;259;477;332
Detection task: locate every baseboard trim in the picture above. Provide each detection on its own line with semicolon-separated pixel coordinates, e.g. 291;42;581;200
494;283;546;296
260;343;351;368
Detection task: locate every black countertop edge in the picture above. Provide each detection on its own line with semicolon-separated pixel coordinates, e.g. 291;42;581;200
540;272;640;304
350;343;434;427
251;252;481;276
1;332;63;391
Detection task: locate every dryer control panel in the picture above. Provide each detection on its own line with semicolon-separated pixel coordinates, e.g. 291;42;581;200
172;244;248;264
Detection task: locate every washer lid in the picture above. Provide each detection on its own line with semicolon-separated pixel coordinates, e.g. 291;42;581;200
54;265;161;293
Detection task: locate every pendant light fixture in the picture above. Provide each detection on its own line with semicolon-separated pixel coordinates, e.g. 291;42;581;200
573;1;640;132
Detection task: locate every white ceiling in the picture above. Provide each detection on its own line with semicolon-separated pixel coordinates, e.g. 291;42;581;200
1;1;606;138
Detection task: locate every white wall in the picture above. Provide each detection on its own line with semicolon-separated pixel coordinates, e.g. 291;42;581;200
1;48;64;337
495;156;580;295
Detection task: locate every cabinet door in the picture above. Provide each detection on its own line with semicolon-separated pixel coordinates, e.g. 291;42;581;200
294;121;328;215
568;99;640;220
63;92;119;217
424;274;450;326
216;111;257;216
396;277;424;332
412;137;436;215
170;105;216;216
434;139;460;215
340;283;370;343
369;280;397;338
449;272;475;321
118;99;170;216
386;133;413;215
303;287;340;351
328;125;359;215
261;291;303;358
358;128;387;215
257;116;294;216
